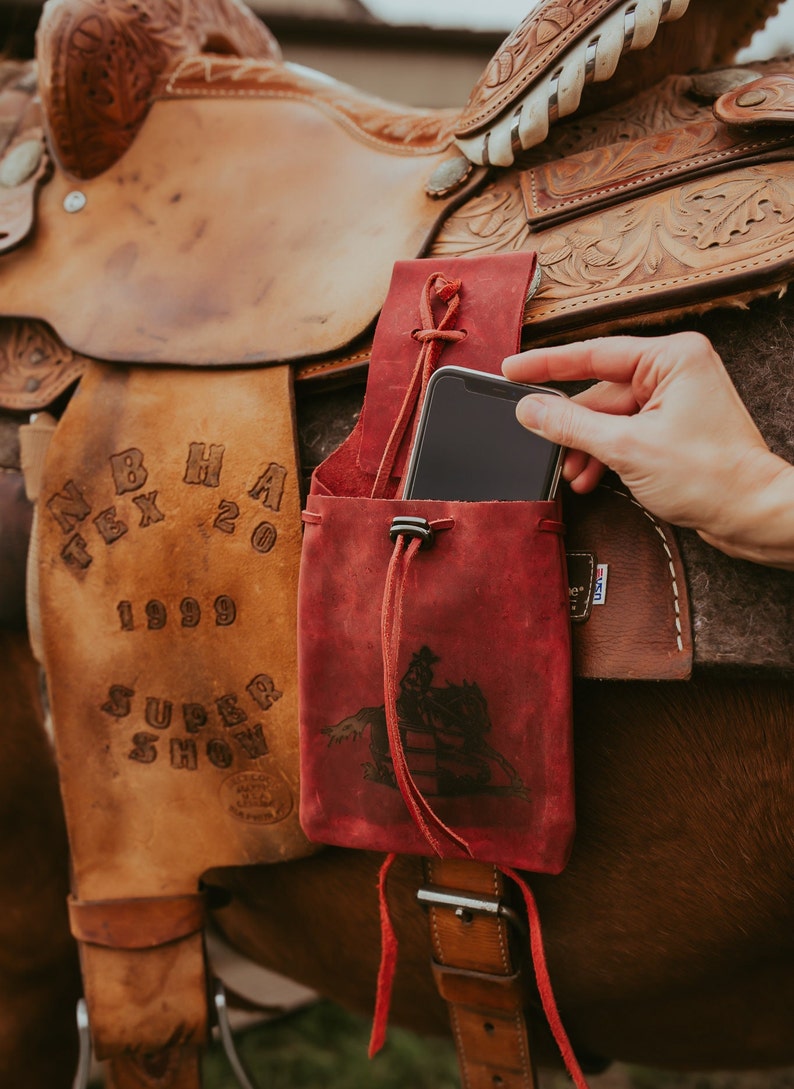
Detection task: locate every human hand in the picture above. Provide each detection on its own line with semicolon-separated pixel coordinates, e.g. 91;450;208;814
503;332;794;569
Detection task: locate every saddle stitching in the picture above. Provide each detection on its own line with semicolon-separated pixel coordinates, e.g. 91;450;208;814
448;1004;473;1089
527;135;794;214
160;58;455;156
605;484;684;653
534;244;794;315
512;1004;534;1088
295;351;371;379
490;863;510;973
158;85;455;155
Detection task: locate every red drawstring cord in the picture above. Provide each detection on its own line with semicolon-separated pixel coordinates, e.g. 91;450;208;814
371;272;465;499
369;852;399;1057
380;531;471;857
500;866;590;1089
374;270;471;853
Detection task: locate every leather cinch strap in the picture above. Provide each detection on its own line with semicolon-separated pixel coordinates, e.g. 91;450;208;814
422;859;538;1089
422;859;591;1089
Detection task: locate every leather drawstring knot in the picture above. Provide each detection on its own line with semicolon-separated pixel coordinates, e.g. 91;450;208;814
411;326;466;344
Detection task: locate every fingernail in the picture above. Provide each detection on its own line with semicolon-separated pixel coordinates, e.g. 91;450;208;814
516;395;547;431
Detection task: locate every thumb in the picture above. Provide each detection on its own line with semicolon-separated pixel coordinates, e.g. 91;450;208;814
516;393;624;464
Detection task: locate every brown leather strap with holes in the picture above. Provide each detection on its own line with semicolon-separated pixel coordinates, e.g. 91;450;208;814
423;858;537;1089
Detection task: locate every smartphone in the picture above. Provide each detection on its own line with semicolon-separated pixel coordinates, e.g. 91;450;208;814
402;366;566;502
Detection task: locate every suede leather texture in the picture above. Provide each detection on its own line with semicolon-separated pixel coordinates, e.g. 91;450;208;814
298;254;575;874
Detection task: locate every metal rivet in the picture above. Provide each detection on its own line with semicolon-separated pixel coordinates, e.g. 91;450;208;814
63;190;87;213
0;140;42;188
425;155;474;199
736;88;768;108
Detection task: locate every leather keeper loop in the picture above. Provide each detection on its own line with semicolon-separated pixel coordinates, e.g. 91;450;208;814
68;893;206;950
431;959;526;1013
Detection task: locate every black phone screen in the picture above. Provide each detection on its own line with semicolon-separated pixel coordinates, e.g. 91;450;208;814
403;368;563;502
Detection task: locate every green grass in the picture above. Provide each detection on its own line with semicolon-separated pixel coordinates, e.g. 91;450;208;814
202;1000;459;1089
201;1005;794;1089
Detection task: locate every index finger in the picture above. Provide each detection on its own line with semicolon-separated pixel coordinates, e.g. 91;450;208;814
502;335;662;386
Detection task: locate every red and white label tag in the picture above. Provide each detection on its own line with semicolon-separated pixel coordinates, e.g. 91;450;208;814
593;563;609;605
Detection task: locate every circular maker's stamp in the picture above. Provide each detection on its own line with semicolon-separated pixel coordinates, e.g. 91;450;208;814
220;770;294;825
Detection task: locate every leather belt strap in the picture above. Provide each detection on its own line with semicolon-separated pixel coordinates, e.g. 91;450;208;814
68;893;206;949
422;858;537;1089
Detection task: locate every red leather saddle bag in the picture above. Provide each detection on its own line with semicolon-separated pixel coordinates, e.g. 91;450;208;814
298;252;575;875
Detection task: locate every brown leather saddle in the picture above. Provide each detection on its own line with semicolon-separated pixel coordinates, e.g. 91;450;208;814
3;0;792;671
0;0;792;1084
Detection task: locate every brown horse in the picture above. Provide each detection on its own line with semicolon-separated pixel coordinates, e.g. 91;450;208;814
0;0;793;1084
0;631;80;1087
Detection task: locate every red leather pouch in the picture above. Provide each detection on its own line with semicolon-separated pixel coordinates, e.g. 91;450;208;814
298;253;574;874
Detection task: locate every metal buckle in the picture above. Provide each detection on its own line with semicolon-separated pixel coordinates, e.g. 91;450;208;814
389;515;434;548
416;884;527;938
70;982;263;1089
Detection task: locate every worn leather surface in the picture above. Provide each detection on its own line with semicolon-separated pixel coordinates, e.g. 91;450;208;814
4;58;794;389
300;494;575;872
1;62;483;366
564;484;692;680
1;51;785;673
37;361;314;1056
300;257;574;873
436;62;794;344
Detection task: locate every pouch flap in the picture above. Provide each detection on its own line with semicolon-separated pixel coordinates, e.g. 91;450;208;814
358;253;538;476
